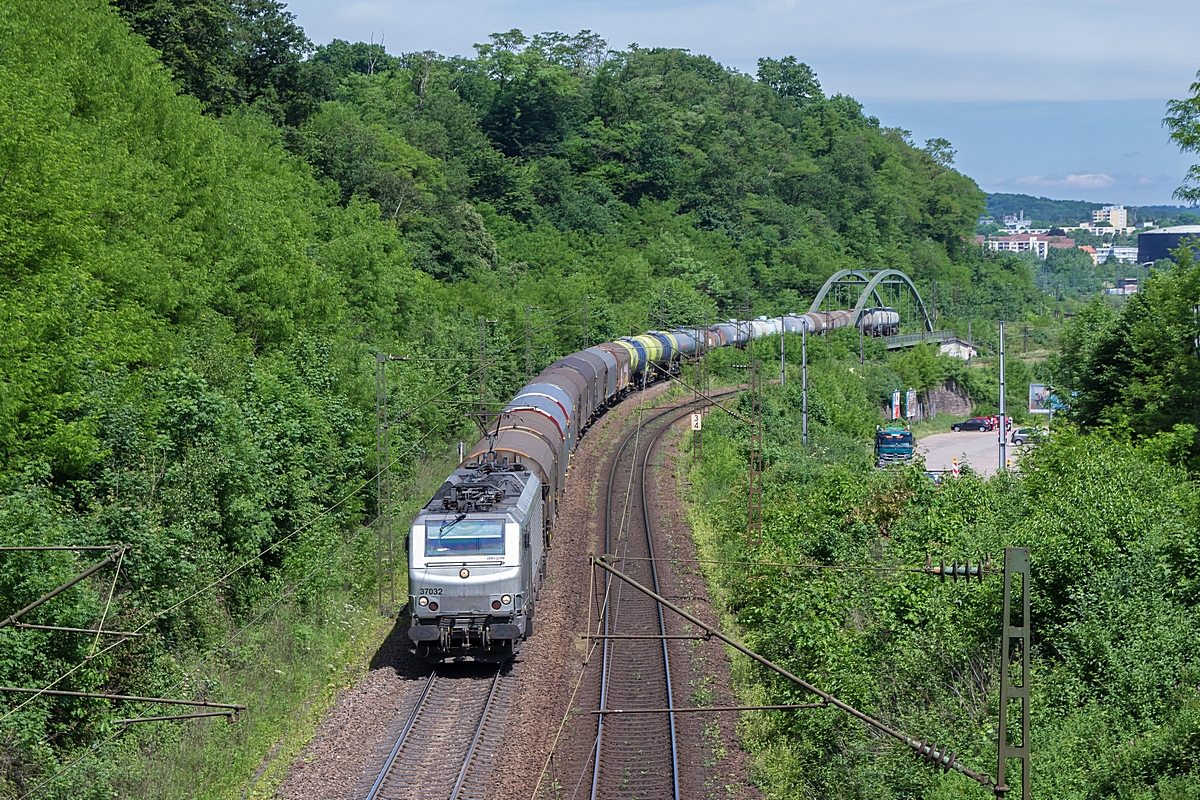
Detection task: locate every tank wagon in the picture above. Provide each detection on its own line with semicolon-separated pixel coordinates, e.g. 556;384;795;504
405;305;901;660
858;308;900;337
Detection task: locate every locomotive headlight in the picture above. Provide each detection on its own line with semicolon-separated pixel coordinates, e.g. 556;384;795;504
418;596;429;607
460;568;470;579
501;594;512;605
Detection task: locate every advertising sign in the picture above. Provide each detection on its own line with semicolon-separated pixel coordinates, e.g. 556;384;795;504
891;390;901;420
1029;383;1052;415
905;389;918;419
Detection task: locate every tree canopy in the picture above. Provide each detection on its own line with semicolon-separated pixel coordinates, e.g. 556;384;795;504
1167;69;1200;203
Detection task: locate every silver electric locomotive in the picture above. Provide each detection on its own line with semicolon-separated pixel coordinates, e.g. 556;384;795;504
406;454;546;662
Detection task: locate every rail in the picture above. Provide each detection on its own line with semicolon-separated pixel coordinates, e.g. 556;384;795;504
591;401;699;800
363;666;505;800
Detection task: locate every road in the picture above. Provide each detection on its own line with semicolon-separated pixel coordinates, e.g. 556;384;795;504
918;430;1023;476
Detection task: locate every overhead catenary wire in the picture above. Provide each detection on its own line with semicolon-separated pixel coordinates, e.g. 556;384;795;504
614;556;999;576
15;307;686;797
0;428;444;727
534;390;737;800
14;437;464;799
11;313;716;791
386;306;587;426
5;306;591;728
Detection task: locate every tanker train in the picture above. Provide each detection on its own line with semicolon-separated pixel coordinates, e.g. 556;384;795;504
405;307;899;661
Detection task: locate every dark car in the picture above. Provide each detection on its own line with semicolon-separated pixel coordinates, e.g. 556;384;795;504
951;418;991;432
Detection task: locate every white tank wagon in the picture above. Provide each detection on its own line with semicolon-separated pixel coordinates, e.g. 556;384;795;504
857;307;900;337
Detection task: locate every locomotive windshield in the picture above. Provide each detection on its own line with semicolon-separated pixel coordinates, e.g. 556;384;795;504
424;518;505;557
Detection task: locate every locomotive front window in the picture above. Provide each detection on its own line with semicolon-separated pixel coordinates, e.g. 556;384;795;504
425;519;505;556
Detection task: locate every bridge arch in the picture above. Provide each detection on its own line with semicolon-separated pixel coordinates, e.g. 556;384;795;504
808;269;934;333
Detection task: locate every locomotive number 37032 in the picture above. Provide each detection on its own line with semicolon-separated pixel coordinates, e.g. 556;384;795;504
420;588;443;595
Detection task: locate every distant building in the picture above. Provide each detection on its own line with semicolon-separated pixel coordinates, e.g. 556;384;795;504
939;340;976;361
1003;211;1032;232
1105;278;1137;296
1094;245;1139;264
1093;205;1128;229
1079;245;1097;265
1137;225;1200;264
981;234;1075;259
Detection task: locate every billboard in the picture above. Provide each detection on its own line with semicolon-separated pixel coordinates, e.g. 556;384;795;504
905;389;918;419
1029;383;1052;415
891;390;901;420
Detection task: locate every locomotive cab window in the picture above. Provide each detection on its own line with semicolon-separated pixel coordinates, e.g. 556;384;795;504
424;519;505;557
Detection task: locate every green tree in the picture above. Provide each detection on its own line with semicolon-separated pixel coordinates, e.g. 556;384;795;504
756;56;823;105
1166;68;1200;202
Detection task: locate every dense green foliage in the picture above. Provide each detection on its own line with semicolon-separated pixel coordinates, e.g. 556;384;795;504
0;0;1065;795
986;193;1101;226
688;353;1200;799
985;193;1198;228
1166;70;1200;204
1056;246;1200;467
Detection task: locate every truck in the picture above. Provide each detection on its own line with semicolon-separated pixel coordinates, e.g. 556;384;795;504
874;424;914;467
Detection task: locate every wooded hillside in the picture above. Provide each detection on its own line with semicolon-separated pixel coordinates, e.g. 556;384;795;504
0;1;1042;795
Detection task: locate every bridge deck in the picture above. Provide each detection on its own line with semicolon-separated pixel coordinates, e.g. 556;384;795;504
882;330;959;349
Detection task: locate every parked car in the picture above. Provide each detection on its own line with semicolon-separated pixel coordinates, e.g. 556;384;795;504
1011;427;1037;445
951;418;991;432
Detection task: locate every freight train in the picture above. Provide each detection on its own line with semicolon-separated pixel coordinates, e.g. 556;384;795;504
405;307;900;661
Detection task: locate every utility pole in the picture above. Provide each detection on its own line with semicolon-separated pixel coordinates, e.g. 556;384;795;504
583;295;591;349
747;360;763;551
997;547;1032;800
375;354;397;616
780;328;786;386
478;317;487;411
859;323;864;365
998;321;1007;473
745;292;753;361
967;320;973;365
802;326;809;447
525;305;538;383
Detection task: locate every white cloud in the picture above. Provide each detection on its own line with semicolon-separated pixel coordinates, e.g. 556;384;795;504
1015;173;1116;190
283;0;1200;101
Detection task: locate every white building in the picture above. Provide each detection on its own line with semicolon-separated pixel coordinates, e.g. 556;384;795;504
1003;211;1032;232
940;341;977;361
1095;245;1139;264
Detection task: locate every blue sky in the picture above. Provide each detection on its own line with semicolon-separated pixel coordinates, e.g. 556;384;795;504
284;0;1200;206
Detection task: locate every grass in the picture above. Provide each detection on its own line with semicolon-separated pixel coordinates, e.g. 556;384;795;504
82;438;470;799
112;592;389;800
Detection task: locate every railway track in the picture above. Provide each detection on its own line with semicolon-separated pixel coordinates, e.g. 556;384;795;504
587;396;712;800
360;664;513;800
